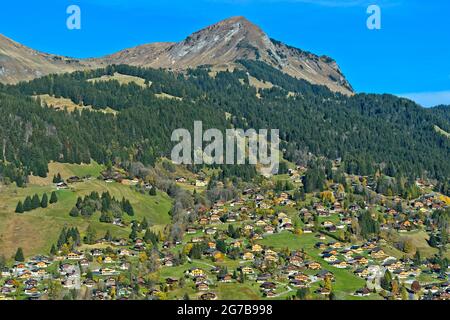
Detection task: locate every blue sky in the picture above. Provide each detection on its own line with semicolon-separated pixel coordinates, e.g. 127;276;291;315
1;0;449;107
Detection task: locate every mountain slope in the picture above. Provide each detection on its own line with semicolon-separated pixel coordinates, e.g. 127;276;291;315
0;34;97;84
2;63;449;187
0;17;352;94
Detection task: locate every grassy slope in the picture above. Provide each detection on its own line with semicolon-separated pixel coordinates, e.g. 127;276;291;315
34;94;118;115
28;161;104;185
87;72;148;88
434;125;450;139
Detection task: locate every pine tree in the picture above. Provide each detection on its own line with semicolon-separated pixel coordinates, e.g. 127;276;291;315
413;250;421;266
50;191;58;204
57;228;68;249
23;196;32;211
129;228;137;241
72;227;81;246
15;247;25;262
69;207;80;217
0;255;6;270
41;193;48;208
381;270;393;291
31;194;40;209
122;199;134;216
129;222;138;241
141;218;149;230
50;244;57;256
85;224;97;245
76;197;83;209
15;201;24;213
144;229;158;245
296;288;309;300
53;173;63;183
429;234;438;248
275;180;284;192
149;186;157;196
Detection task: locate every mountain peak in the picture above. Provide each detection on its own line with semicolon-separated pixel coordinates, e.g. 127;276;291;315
213;16;256;27
216;16;250;24
199;16;268;44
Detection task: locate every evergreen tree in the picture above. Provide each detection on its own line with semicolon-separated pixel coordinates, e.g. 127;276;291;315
50;191;58;204
14;247;25;262
23;196;32;212
141;218;149;230
85;224;97;245
429;234;439;248
358;210;380;239
149;187;157;196
381;270;393;292
104;230;112;241
144;229;158;245
129;228;137;241
0;255;6;270
296;288;309;300
413;250;421;267
15;201;24;213
69;207;80;217
31;194;41;209
57;227;68;248
275;180;284;193
53;173;63;183
216;239;227;253
50;244;57;256
41;193;48;208
99;211;114;223
76;197;83;209
122;199;134;216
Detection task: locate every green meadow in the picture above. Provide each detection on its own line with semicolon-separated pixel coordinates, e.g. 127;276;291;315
0;162;172;259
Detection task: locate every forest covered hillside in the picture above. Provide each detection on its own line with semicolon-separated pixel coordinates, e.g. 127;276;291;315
0;62;449;189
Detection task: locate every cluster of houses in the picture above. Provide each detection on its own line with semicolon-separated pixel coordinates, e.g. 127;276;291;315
1;166;449;300
0;256;52;299
150;176;449;300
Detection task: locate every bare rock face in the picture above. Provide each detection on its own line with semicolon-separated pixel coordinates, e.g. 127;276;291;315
0;16;353;94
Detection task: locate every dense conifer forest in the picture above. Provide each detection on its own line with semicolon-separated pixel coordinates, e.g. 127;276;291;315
0;61;449;186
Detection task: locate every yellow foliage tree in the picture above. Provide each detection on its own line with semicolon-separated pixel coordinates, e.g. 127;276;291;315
183;243;193;255
320;191;335;204
324;275;333;292
139;252;148;263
